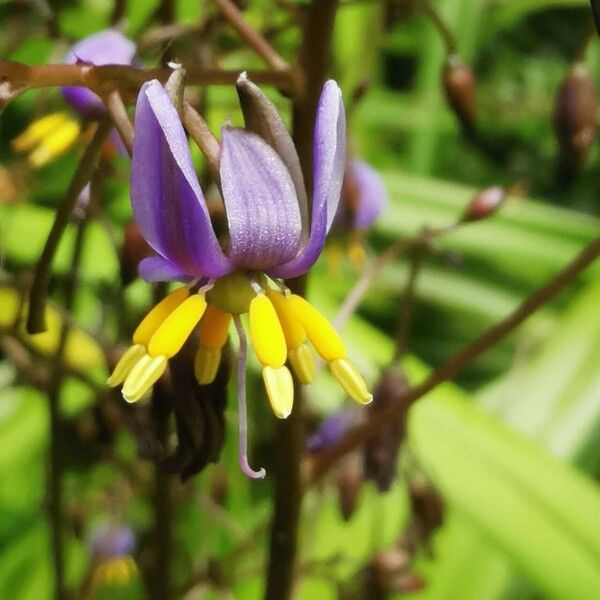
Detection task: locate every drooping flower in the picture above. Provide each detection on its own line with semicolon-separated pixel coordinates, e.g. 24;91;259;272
11;29;135;167
89;523;137;589
108;77;372;478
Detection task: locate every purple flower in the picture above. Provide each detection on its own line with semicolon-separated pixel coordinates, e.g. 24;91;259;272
62;29;136;119
108;77;372;479
90;524;135;559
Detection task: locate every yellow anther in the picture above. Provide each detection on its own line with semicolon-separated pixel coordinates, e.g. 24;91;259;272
249;294;287;368
28;119;81;167
266;289;306;350
262;366;294;419
329;358;372;405
133;286;190;346
106;344;145;387
122;354;168;403
199;304;231;349
286;294;346;362
194;346;222;384
288;342;316;384
11;112;70;152
148;294;207;358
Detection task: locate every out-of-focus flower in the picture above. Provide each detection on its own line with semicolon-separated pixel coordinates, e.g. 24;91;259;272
307;409;357;453
442;54;476;132
89;523;137;589
330;159;388;268
108;77;372;478
11;29;135;167
554;62;597;179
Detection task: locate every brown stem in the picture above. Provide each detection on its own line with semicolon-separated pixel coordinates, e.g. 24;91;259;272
182;100;221;182
27;119;112;333
103;89;133;155
308;233;600;483
418;1;456;54
0;61;298;96
210;0;289;71
264;2;339;600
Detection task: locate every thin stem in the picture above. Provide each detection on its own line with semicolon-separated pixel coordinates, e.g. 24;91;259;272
182;100;221;183
103;89;133;155
308;233;600;483
418;1;456;55
27;119;112;333
210;0;289;71
233;316;266;479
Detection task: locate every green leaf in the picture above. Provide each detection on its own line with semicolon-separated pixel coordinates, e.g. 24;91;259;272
409;394;600;600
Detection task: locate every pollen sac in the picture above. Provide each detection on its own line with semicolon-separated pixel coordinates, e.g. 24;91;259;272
194;346;222;385
442;55;476;132
107;343;145;387
249;294;287;368
329;358;372;405
262;365;294;418
288;342;316;384
147;294;207;358
122;354;168;403
195;304;231;384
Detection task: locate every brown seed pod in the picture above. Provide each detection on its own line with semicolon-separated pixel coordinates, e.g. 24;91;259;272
442;55;476;132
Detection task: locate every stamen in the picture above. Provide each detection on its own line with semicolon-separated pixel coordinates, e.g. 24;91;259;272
147;294;207;358
286;294;346;362
262;365;294;418
249;294;286;368
28;119;81;167
11;112;70;152
107;343;145;386
122;354;168;403
194;346;222;384
288;343;316;384
133;286;190;346
195;304;231;384
329;358;373;405
233;315;266;479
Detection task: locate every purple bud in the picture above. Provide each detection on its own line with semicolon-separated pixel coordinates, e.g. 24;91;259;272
90;523;135;559
554;63;597;176
364;367;409;492
462;185;506;222
443;55;476;131
306;410;357;453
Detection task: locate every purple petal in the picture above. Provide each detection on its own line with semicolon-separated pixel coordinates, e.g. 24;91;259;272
138;256;193;283
270;80;346;278
347;160;387;229
220;127;301;270
90;524;135;558
61;29;136;119
131;80;232;279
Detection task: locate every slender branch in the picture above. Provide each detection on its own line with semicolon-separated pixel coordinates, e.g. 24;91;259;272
210;0;289;71
27;119;112;333
418;1;456;54
182;100;221;182
0;61;298;96
308;233;600;483
103;89;133;155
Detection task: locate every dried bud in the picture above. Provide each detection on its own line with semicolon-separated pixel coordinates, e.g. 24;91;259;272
461;185;506;222
364;366;409;492
409;477;445;544
336;460;364;521
120;220;153;285
554;63;597;177
442;55;476;131
591;1;600;36
165;65;186;117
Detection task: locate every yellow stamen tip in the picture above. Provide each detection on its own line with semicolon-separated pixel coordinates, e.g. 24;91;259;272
194;346;222;384
122;354;168;403
286;294;346;362
288;342;316;384
249;294;287;368
329;357;372;405
266;289;306;349
262;365;294;419
148;294;207;358
107;344;145;387
133;286;190;346
11;112;70;152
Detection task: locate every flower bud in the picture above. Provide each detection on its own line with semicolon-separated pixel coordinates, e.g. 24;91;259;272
336;460;364;521
364;366;409;492
442;55;476;132
461;185;506;222
554;63;597;177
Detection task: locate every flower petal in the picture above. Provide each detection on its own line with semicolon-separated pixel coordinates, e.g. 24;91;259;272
61;29;136;118
236;73;308;239
347;160;387;229
138;256;193;283
220;127;301;270
131;80;232;279
270;80;346;278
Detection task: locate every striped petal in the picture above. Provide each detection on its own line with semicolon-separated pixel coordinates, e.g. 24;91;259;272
131;80;232;279
270;80;346;278
220;127;301;271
